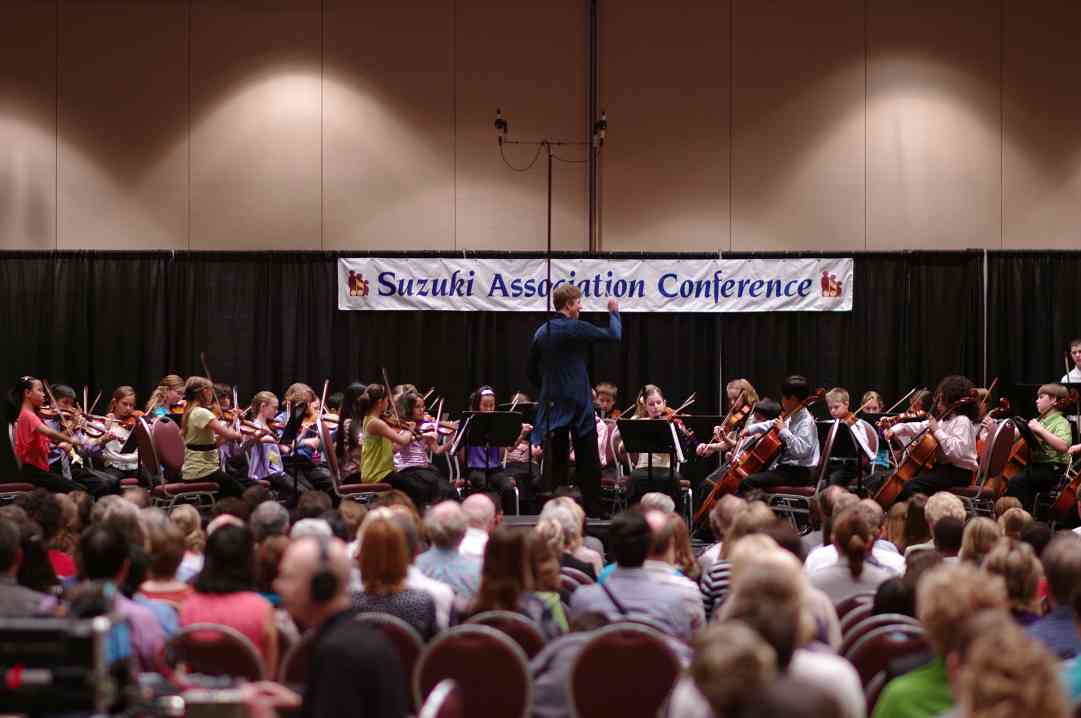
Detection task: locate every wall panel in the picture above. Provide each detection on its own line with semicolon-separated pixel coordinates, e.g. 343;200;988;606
866;0;1001;250
454;0;588;251
731;0;866;252
600;0;731;252
1002;0;1081;249
189;0;322;250
323;0;455;251
0;2;57;249
58;1;188;249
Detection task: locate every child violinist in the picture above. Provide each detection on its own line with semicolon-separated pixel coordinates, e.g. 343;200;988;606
860;390;891;470
245;390;301;505
354;383;414;490
145;374;185;418
1004;383;1072;509
696;378;759;460
276;382;333;495
99;386;141;483
180;376;256;498
738;375;820;492
823;387;876;487
459;386;524;514
621;384;684;505
594;382;620;419
884;374;979;500
9;376;80;492
392;390;456;509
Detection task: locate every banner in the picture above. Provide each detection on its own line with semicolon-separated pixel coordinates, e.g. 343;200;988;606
338;257;853;312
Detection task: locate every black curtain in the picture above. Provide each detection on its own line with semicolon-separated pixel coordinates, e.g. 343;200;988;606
988;251;1081;415
1;249;989;476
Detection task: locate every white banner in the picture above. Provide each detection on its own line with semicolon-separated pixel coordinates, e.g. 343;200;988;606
338;257;853;312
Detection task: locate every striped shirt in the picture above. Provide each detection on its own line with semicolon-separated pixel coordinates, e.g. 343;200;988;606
699;559;732;620
394;438;430;470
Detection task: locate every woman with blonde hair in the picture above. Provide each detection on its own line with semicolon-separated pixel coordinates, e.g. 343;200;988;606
145;374;184;417
959;517;1002;565
981;538;1043;625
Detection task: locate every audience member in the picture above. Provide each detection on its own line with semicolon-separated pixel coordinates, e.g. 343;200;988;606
884;501;908;554
459;493;497;559
250;501;290;543
931;516;964;560
699;495;746;575
736;677;845;718
809;505;896;603
416;501;481;599
338;500;367;541
541;502;598;580
352;515;437;640
15;489;75;579
806;499;904;573
275;536;408;718
642;511;705;632
179;524;278;674
0;518;52;617
640;491;675;514
318;509;349;541
993;496;1022;520
1020;521;1053;558
544;497;603;576
700;501;776;618
290;518;331;539
901;494;932;555
981;538;1042;626
998;507;1033;540
905;493;964;558
526;531;568;633
52;492;80;554
957;517;1001;565
670;512;701;581
1025;533;1081;659
169;504;206;582
681;622;777;717
139;513;193;607
296;490;332;520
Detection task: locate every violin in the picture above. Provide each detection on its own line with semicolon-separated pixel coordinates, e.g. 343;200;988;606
873;392;980;509
113;409;145;431
878;410;929;431
694;389;825;528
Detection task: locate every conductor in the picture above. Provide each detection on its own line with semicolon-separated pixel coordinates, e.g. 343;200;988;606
528;284;622;517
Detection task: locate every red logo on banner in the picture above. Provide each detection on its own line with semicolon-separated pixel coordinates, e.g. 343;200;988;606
348;271;370;297
820;271;843;298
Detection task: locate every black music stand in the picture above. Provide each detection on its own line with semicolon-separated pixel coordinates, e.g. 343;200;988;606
280;401;311;498
615;419;684;484
821;419;871;495
452;411;524;486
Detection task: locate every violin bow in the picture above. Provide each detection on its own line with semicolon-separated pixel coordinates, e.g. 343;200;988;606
318;379;329;423
199;352;226;417
883;386;919;416
381;368;408;431
852;396;877;418
42;380;75;437
86;390;103;417
671;393;696;416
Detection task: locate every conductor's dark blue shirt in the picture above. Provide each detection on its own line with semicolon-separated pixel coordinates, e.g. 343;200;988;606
528;311;621;444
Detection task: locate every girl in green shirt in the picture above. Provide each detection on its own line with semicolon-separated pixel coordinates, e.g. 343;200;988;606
356;384;414;485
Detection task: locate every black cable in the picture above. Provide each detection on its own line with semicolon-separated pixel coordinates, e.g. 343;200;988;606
552;152;587;164
499;143;545;172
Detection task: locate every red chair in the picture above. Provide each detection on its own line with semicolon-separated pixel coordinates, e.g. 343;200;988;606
951;418;1015;516
465;610;546;659
161;623;266;681
569;623;680;718
559;567;594;586
414;625;531;718
838;602;875;638
844;623;927;687
139;418;218;510
3;424;36;502
418;679;464;718
356;613;425;708
559;574;580;605
840;613;920;659
277;629;316;689
833;592;876;622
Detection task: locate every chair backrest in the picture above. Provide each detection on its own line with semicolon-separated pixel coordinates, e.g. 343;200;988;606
841;614;922;665
839;601;875;638
560;567;594;586
811;420;841;488
418;679;464;718
980;419;1017;484
134;417;162;485
355;613;425;706
7;424;21;470
277;629;317;688
568;623;681;718
414;624;531;718
316;418;343;490
559;574;579;604
845;624;928;686
152;417;185;475
832;591;876;622
162;623;266;681
465;610;546;659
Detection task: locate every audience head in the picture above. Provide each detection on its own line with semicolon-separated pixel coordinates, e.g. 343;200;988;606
526;532;561;593
388;511;421;560
424;501;468;550
121;487;150;509
319;510;349;541
169;504;206;553
691;622;777;717
193;524;256;594
982;538;1042;616
540;503;581;552
610;510;652;568
917;563;1007;654
640;492;675;514
14;489;62;545
668;514;699;580
924;492;965;531
885;501;908;549
932;516;964;557
240;483;272;512
207;513;244;536
998;507;1033;540
474;527;532;613
91;495;145;547
462;493;497;532
873;577;914;617
644;509;675;562
79;524;130;582
255;534;289;594
276;536;353;626
0;519;21;576
1039;533;1081;608
817;487;854;546
709;494;747;544
211;496;250;522
832;505;874;579
249;501;290;543
290;518;332;540
296;490;332;520
534;518;564;558
17;520;58;594
143;512;186;581
756;520;807;563
359;516;410;596
1019;522;1053;559
371;490;421;523
855;499;886;538
993;496;1022;520
903;493;932;548
338;501;368;541
959;516;1002;565
720;502;776;560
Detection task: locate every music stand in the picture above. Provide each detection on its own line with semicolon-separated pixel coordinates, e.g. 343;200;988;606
500;402;539;483
676;416;729;444
451;412;524;485
615;419;685;484
821;419;873;495
280;401;311;498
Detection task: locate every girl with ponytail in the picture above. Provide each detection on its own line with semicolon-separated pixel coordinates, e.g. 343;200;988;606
809;504;897;603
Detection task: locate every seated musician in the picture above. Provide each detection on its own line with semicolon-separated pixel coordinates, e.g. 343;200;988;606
99;386;141;483
1062;338;1081;383
695;378;759;461
622;384;684;505
737;375;820;492
246;390;301;506
276;382;333;494
502;391;543;494
861;389;892;471
178;376;250;497
44;383;118;496
699;398;779;487
11;376;80;492
1004;384;1072;510
459;386;521;514
594;382;620;418
392;390;456;509
145;374;184;418
824;387;876;488
885;375;979;501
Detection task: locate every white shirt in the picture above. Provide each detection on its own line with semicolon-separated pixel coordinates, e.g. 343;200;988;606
890;413;978;472
805;541;905;574
697;543;722;577
459;527;489;560
1061;367;1081;383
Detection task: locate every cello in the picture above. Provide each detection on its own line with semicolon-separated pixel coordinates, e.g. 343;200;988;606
693;388;824;527
873;391;980;509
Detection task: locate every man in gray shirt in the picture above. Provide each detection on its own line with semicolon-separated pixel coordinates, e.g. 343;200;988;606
569;510;696;641
0;519;51;617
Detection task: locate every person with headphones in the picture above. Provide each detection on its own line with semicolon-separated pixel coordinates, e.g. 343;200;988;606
273;535;409;718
